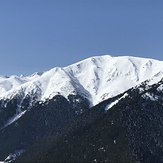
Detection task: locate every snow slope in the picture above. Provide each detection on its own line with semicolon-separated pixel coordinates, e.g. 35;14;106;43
1;55;163;106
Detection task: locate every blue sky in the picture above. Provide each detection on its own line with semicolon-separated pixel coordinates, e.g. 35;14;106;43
0;0;163;76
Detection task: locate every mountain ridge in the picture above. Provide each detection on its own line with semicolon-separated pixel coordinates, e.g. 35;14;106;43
1;55;163;107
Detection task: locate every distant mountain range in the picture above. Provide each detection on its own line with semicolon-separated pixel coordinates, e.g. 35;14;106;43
1;55;163;162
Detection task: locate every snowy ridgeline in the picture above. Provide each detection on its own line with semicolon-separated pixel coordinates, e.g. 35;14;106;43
1;55;163;107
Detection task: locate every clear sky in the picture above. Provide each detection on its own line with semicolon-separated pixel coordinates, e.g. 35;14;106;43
0;0;163;76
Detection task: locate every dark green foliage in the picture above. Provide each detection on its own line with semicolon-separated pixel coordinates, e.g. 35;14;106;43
0;98;17;128
15;93;133;162
68;94;90;115
0;94;90;160
116;80;163;162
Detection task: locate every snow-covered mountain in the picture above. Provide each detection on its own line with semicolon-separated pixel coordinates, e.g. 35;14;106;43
1;55;163;106
1;55;163;162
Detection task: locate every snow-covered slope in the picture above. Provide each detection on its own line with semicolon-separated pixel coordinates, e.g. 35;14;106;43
1;55;163;106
